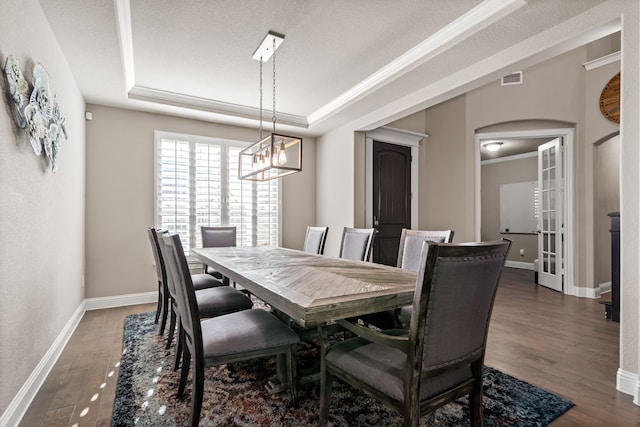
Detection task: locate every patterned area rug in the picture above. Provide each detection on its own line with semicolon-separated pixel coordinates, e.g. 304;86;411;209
112;312;574;426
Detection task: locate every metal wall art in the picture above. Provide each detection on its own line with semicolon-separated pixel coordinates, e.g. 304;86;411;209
4;55;67;173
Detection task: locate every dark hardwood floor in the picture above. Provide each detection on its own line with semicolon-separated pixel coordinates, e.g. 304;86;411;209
18;268;640;426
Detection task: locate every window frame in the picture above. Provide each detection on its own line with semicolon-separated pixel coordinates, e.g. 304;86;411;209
153;130;282;258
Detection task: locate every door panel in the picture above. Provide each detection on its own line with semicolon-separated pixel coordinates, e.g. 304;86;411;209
373;141;411;266
537;138;563;292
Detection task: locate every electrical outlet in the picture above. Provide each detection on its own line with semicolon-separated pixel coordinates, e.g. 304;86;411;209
519;249;525;256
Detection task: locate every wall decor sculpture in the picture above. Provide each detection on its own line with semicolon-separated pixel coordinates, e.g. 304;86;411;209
4;55;67;173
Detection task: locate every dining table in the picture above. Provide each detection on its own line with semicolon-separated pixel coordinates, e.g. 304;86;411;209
191;245;418;392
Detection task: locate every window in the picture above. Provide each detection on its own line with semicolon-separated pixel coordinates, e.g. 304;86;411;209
154;131;280;256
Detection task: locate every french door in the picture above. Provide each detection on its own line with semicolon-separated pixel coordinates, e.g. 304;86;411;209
537;138;563;292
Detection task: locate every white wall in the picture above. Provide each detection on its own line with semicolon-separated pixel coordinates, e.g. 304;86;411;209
0;0;86;415
617;0;640;397
316;126;356;256
85;104;315;298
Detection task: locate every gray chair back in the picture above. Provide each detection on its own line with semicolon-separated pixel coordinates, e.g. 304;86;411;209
147;228;167;287
157;231;178;301
397;229;454;272
339;227;377;261
162;234;202;362
303;226;329;254
410;240;511;376
201;226;236;248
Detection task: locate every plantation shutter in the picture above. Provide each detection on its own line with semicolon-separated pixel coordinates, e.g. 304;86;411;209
155;131;280;256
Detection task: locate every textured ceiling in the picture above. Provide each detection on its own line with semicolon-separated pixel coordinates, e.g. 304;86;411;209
38;0;610;136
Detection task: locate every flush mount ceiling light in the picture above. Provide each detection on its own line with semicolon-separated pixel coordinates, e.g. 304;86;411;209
239;31;302;182
483;141;503;152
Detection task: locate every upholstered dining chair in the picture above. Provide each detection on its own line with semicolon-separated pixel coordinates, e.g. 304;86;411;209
200;226;236;280
303;226;329;254
319;239;511;427
150;228;252;355
163;233;300;426
360;228;454;329
148;228;232;336
339;227;377;261
155;232;253;373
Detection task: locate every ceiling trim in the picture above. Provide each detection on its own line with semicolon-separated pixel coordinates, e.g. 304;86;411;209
128;86;309;128
583;51;621;71
115;0;135;92
306;0;527;127
114;0;526;130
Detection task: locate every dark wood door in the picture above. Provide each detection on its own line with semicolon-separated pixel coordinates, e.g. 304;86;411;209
373;141;411;266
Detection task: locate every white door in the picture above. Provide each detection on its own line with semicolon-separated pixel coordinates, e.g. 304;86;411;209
537;138;563;292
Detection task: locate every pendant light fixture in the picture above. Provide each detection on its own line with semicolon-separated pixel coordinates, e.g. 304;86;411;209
239;31;302;181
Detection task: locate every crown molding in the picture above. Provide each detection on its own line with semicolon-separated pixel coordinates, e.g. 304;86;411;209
115;0;135;92
128;86;309;128
115;0;526;130
307;0;527;126
583;51;621;71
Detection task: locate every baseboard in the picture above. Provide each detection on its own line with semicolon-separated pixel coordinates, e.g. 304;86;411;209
2;291;157;426
598;281;612;294
0;301;86;427
84;291;157;311
505;260;534;270
617;368;640;403
573;282;612;299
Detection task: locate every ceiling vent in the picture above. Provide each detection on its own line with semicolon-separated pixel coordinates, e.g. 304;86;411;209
501;71;523;86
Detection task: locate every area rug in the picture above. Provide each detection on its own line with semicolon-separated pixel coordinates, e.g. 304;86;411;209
112;312;574;426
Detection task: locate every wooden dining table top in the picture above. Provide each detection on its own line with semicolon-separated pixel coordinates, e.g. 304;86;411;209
192;246;417;327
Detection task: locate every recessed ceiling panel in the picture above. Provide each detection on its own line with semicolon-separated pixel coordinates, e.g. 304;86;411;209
129;0;483;116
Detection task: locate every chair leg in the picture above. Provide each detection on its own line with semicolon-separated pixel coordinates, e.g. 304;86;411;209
470;364;484;427
177;346;191;398
174;324;184;371
470;386;484;427
166;306;177;349
190;353;205;427
158;289;170;335
154;281;162;324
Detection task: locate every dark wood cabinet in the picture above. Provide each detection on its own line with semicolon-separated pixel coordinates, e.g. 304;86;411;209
608;211;620;322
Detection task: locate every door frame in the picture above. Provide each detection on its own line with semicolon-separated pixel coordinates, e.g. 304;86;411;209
537;138;564;292
365;126;426;230
474;127;575;295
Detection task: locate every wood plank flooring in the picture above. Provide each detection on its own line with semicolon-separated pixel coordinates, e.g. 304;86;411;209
18;268;640;426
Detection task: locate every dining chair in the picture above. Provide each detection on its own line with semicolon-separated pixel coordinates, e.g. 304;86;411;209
163;233;300;426
319;239;511;427
200;226;236;280
303;226;329;254
148;228;232;336
147;228;170;334
360;228;454;329
151;228;253;356
339;227;377;261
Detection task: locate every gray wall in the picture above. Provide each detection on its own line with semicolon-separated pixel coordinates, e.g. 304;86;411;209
421;95;471;239
594;135;620;286
481;155;538;263
0;0;86;414
85;104;316;298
